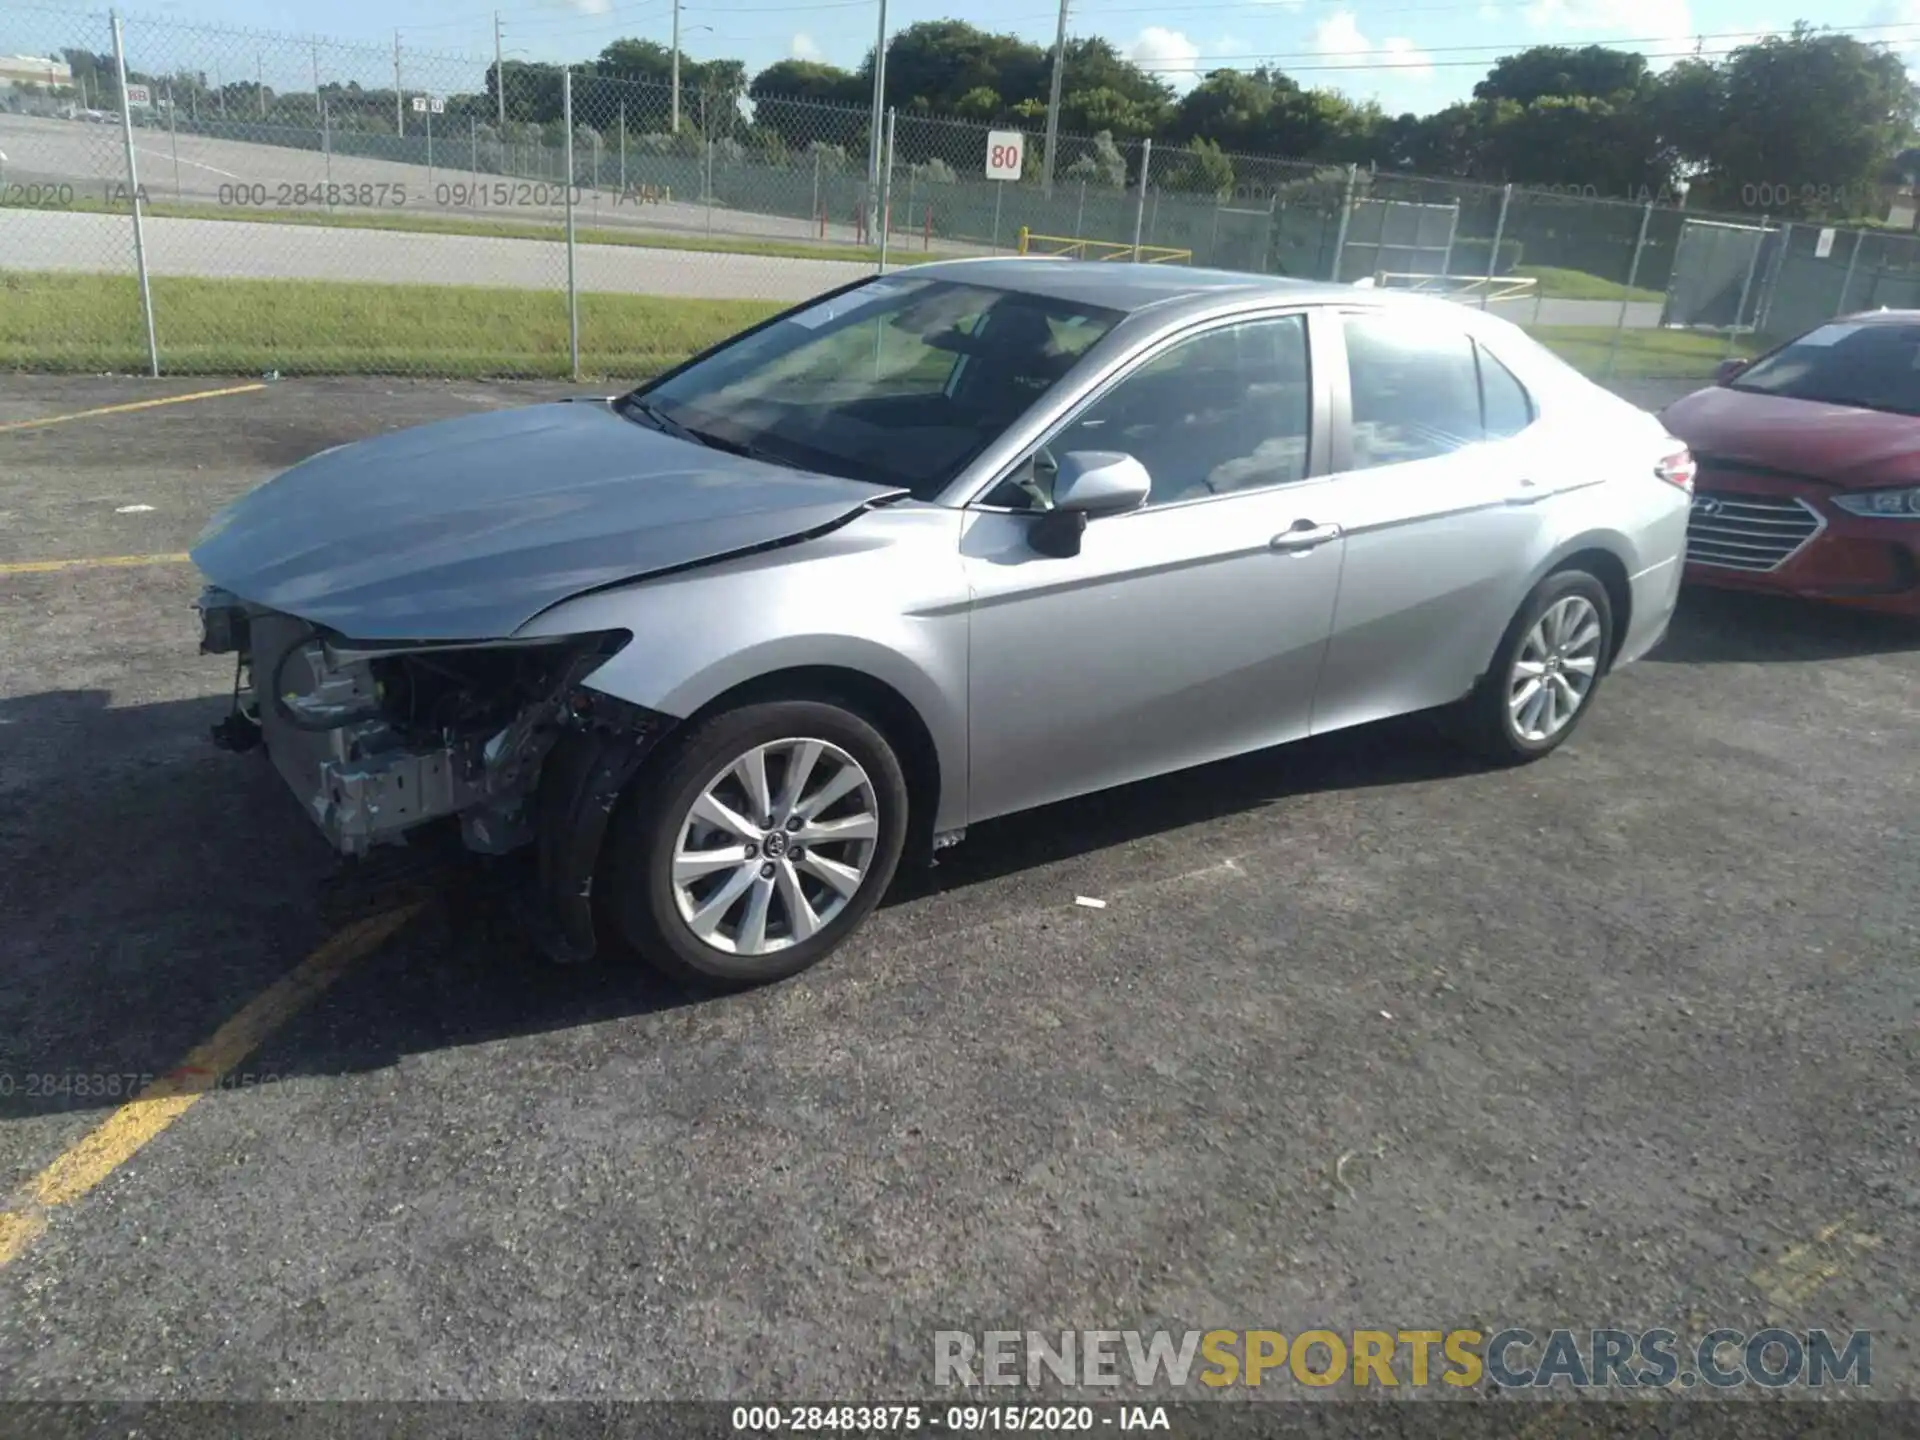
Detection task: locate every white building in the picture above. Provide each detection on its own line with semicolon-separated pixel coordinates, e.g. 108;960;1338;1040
0;54;73;90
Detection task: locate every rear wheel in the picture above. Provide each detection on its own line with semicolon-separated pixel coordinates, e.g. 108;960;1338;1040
605;700;909;988
1454;568;1614;764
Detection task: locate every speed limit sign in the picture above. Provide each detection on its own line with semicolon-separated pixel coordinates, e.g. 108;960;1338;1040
985;130;1024;181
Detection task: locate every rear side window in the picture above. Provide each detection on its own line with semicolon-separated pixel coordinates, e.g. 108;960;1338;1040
1342;314;1483;469
1477;343;1534;438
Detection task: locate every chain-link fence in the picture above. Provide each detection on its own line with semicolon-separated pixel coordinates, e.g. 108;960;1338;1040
11;5;1920;381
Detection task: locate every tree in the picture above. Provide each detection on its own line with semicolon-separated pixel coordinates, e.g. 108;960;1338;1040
1648;58;1725;181
1691;26;1918;218
1474;45;1650;106
1063;129;1128;189
1160;137;1233;196
749;60;866;151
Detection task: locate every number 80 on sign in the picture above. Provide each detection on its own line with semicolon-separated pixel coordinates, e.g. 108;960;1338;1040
986;130;1024;182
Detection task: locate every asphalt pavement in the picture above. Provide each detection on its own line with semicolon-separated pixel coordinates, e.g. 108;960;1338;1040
0;375;1915;1403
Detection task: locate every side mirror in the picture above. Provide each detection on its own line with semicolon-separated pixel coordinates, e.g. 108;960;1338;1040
1029;452;1152;559
1714;357;1750;383
1052;451;1153;516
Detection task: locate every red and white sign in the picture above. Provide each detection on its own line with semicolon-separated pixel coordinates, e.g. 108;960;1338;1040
985;130;1024;182
123;83;151;107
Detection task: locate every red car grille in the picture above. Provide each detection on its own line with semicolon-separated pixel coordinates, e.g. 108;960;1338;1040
1686;491;1825;572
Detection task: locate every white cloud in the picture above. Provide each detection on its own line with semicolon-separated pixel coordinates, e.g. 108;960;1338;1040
1312;11;1434;78
1127;27;1203;91
1380;36;1435;78
567;0;614;14
789;32;823;61
1868;0;1920;64
1523;0;1696;66
1312;12;1368;57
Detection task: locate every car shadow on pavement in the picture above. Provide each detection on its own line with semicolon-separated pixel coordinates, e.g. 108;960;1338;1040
1649;586;1920;664
0;689;1484;1117
898;713;1486;901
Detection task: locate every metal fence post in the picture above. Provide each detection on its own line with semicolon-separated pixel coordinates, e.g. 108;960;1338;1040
701;89;714;235
563;67;578;381
1756;221;1791;335
1604;201;1655;380
1330;163;1358;281
1727;213;1768;360
878;108;897;275
619;100;627;192
1839;228;1864;315
1481;182;1511;310
111;11;159;378
166;83;183;201
1131;138;1153;261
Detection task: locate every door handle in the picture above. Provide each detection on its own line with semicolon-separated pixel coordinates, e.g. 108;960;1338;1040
1505;478;1547;505
1269;521;1342;554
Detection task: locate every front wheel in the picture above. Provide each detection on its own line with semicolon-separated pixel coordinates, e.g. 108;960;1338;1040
1454;568;1615;764
605;700;910;988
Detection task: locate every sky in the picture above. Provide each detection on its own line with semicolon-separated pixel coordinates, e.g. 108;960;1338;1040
14;0;1920;116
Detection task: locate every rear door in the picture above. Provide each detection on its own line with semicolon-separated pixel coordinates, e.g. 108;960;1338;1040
1309;309;1563;735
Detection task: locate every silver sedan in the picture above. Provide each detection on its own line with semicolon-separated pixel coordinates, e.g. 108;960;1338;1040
192;259;1694;986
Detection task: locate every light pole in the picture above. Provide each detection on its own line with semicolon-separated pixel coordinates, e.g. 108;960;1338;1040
1041;0;1068;197
494;10;506;128
866;0;889;241
673;18;711;134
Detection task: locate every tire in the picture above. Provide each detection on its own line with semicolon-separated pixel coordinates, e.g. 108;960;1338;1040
604;699;910;989
1453;567;1615;765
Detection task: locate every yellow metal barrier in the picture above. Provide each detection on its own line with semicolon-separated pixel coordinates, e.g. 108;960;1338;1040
1015;227;1192;265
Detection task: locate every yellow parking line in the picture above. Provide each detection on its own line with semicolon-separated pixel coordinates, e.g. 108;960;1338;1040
0;552;192;577
0;382;268;435
0;905;423;1268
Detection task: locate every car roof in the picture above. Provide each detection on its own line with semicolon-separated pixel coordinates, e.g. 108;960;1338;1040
905;257;1366;316
1834;309;1920;326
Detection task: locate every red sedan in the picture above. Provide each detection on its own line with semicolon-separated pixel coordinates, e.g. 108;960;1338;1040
1661;312;1920;618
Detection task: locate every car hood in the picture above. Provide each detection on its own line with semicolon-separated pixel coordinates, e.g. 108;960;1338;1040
192;400;907;641
1662;384;1920;490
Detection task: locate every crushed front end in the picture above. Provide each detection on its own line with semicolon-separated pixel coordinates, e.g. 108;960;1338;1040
196;588;669;960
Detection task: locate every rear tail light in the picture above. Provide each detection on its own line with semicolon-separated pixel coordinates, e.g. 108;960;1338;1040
1655;447;1696;493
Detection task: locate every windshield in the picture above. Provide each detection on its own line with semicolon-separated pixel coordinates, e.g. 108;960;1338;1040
1730;321;1920;416
620;277;1120;500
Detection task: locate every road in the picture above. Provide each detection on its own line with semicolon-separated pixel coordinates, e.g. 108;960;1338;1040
3;112;1661;323
1;205;869;302
0;374;1913;1402
0;110;876;250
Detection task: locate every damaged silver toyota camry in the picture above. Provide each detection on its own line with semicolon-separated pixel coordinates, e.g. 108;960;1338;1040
193;258;1692;986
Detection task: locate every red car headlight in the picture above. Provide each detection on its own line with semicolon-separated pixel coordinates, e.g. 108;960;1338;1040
1833;486;1920;518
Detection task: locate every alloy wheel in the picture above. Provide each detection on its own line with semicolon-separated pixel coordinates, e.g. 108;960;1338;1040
1508;594;1603;743
669;737;880;957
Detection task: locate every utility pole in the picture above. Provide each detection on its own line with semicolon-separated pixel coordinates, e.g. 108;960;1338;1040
1041;0;1068;197
865;0;889;241
671;0;681;133
256;51;265;119
393;29;403;136
494;11;506;128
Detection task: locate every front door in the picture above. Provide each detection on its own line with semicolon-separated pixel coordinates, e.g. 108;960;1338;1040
961;312;1347;825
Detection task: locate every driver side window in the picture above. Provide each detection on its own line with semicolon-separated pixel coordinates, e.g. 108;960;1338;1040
993;315;1312;511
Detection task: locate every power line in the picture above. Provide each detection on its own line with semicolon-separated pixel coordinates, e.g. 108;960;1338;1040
1119;20;1920;70
1129;44;1840;74
1119;20;1920;59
